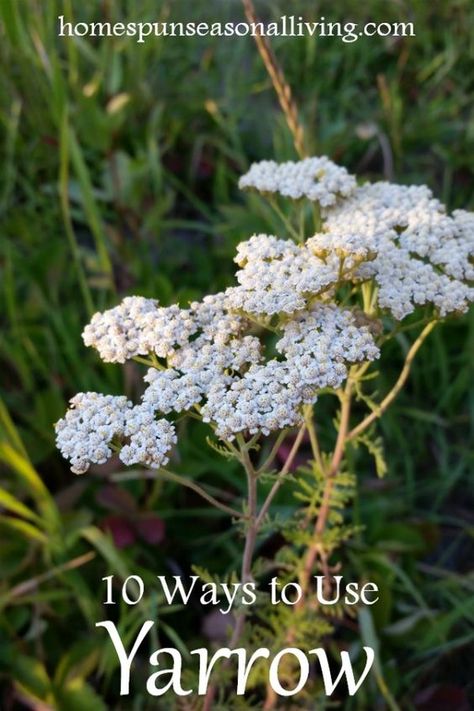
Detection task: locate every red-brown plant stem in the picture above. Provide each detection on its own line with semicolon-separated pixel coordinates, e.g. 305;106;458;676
296;321;438;604
264;322;437;708
263;385;353;710
298;382;353;597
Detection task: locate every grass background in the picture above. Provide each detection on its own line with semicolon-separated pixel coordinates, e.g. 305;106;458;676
0;1;473;709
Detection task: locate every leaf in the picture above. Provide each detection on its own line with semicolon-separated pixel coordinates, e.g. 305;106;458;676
0;442;60;530
11;653;51;700
100;515;136;549
0;396;28;457
0;486;42;525
95;485;137;515
54;642;101;687
356;432;388;478
0;515;47;543
205;436;235;460
353;379;381;414
376;522;426;553
81;525;130;577
0;535;29;577
358;607;400;711
384;609;432;636
55;679;107;711
68;128;113;279
358;607;381;675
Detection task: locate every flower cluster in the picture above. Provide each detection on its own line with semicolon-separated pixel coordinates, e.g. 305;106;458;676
224;234;339;316
142;369;203;414
82;296;196;363
201;304;378;440
201;360;311;440
316;182;474;318
238;157;356;206
55;393;131;474
276;303;380;389
56;156;473;474
119;405;177;469
55;393;176;474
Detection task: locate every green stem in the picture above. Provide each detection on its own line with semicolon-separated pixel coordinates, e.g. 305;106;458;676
112;468;244;520
257;429;288;474
347;320;438;441
297;380;353;597
299;204;306;242
256;424;306;527
374;669;402;711
378;316;431;346
269;197;301;242
202;434;259;711
132;355;167;369
313;202;322;232
303;404;324;473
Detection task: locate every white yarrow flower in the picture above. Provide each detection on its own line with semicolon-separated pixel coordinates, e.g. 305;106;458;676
239;157;356;206
320;182;474;318
56;156;472;472
82;296;197;363
119;404;177;469
224;234;339;317
54;392;132;474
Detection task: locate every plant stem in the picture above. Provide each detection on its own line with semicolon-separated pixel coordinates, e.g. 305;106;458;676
257;429;288;475
1;551;95;606
204;427;308;709
264;387;353;710
269;197;301;241
303;404;324;473
313;202;322;232
59;112;94;317
256;424;306;527
112;468;244;520
282;321;438;651
202;435;259;711
347;320;437;442
237;435;259;585
131;355;160;368
299;381;353;595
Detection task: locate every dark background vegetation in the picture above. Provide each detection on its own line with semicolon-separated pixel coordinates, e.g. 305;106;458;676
0;1;473;709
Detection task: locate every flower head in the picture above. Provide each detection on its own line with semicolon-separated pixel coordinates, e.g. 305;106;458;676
277;303;380;388
55;393;176;474
224;234;339;317
57;156;471;474
55;392;132;474
239;157;356;206
317;182;474;318
201;360;309;440
82;296;196;363
200;303;380;441
119;404;177;469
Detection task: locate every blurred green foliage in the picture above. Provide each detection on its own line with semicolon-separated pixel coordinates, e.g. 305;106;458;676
0;0;473;708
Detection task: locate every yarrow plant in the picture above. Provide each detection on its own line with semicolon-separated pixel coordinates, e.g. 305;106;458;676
56;156;474;706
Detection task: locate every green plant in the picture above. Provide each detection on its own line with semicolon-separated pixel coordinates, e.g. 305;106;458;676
1;1;473;709
52;148;473;707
